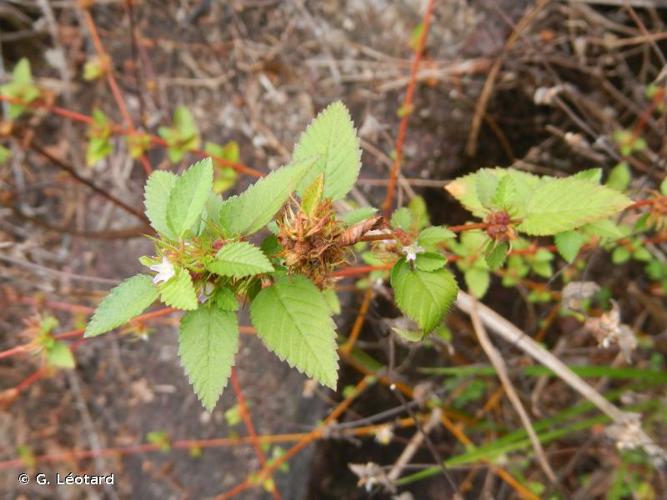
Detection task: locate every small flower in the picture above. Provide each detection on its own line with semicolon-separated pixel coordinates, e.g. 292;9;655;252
150;256;175;284
374;424;394;445
402;244;425;262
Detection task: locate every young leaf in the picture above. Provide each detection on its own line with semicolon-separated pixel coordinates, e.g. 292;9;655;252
219;158;313;236
340;206;378;226
464;268;490;298
606;163;631;192
85;274;159;337
47;341;75;369
661;177;667;196
211;287;239;311
301;174;325;216
390;207;413;232
518;178;632;235
144;171;178;239
390;259;458;332
158;268;198;310
555;231;586;263
207;242;274;278
250;275;339;389
179;305;239;411
166;158;213;238
417;226;455;249
293;101;361;200
415;252;446;272
485;242;508;270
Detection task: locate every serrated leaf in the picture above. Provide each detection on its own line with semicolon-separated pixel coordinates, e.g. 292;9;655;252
417;226;455;249
582;219;624;240
211;287;239;311
301;174;324;216
179;305;239;411
408;196;429;230
415;252;446;271
207;242;274;278
166;158;213;237
250;275;339;389
294;101;361;200
219;158;313;236
518;177;632;235
47;341;75;369
390;259;458;332
159;268;198;310
446;168;541;218
322;288;341;315
555;231;585;263
573;168;602;183
144;171;178;239
85;274;159;337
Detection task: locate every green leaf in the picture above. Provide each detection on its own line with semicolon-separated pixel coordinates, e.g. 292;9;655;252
294;101;361;200
250;275;339;388
340;206;378;226
475;170;499;208
415;252;446;271
391;259;458;332
86;137;113;166
417;226;455;249
211;287;239;311
582;219;624;240
660;177;667;196
555;231;585;263
144;170;178;239
518;178;632;235
179;305;239;411
606;163;631;192
158;268;198;310
166;158;213;237
47;341;75;369
13;58;32;84
390;207;413;232
301;174;325;216
207;242;274;278
0;145;11;165
573;168;602;183
408;196;430;230
464;268;490;298
219;158;313;236
322;288;341;315
612;246;631;264
85;274;159;337
485;242;508;270
446;168;541;219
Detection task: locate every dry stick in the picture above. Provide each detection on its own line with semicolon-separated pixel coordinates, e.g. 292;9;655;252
0;95;263;178
466;0;550;156
340;287;374;354
79;3;153;175
382;0;436;218
387;407;442;483
456;291;667;463
229;368;282;500
468;298;557;483
26;138;149;223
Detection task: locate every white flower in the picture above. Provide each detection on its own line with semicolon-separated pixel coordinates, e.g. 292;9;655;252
150;256;175;284
402;244;425;262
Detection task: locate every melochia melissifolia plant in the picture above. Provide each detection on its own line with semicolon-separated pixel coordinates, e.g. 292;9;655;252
85;100;656;411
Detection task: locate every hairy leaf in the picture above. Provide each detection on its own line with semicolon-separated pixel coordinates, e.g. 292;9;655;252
179;306;239;411
294;101;361;200
555;231;586;263
159;268;198;310
167;158;213;237
219;159;313;236
207;242;274;278
518;178;632;235
85;274;159;337
391;259;458;332
144;171;178;239
250;276;339;389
